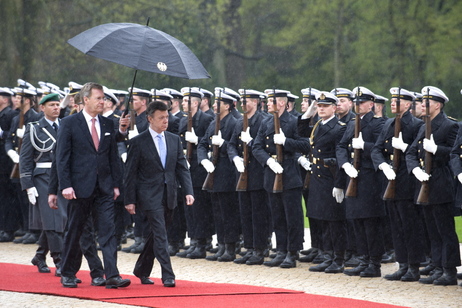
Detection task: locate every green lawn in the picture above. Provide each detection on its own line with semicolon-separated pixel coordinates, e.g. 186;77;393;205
302;201;462;243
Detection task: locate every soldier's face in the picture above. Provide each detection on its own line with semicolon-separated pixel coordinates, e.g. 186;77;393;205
358;101;373;115
317;103;336;120
336;98;352;115
132;96;146;113
41;101;60;120
391;98;411;114
301;98;309;112
182;96;190;112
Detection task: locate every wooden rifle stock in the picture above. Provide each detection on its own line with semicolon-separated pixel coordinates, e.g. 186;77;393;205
236;92;249;191
383;88;401;200
10;95;25;179
416;90;432;205
202;97;221;190
345;91;361;198
186;91;193;164
272;92;283;193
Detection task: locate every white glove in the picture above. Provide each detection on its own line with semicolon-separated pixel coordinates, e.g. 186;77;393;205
458;173;462;185
298;156;311;171
273;129;286;145
392;132;408;152
201;159;215;173
352;132;365;150
342;162;358;178
240;127;253;144
412;167;430;182
267;157;283;174
120;152;127;163
233;156;245;173
301;100;317;119
7;149;19;164
0;126;3;138
212;130;225;147
16;127;25;139
185;127;198;145
128;125;139;140
332;187;344;203
379;162;396;180
423;134;437;154
26;187;39;205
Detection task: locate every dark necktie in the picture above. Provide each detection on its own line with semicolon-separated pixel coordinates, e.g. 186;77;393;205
52;123;58;132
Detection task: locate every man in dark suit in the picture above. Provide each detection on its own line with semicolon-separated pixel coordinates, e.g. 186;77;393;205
124;101;194;287
56;82;130;289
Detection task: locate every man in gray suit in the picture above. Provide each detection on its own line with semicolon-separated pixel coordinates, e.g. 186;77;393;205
124;101;194;287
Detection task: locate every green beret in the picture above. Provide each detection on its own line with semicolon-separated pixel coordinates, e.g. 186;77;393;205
39;93;60;105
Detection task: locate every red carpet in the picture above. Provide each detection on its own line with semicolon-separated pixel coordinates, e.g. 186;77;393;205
0;263;407;308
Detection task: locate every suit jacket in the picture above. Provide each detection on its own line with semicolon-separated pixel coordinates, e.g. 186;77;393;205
124;129;193;210
56;112;122;198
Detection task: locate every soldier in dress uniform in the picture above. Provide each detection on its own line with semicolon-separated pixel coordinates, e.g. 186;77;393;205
217;87;243;120
197;88;215;118
298;91;347;274
371;88;425;282
151;89;180;135
337;86;386;278
253;89;310;268
228;89;271;265
0;88;20;242
59;82;82;118
374;94;389;119
287;93;301;117
176;88;214;259
197;90;240;262
5;86;42;244
162;88;185;118
407;86;461;286
19;93;67;275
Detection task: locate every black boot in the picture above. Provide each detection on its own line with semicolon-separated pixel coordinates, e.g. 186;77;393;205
218;243;236;262
234;249;254;264
311;250;325;264
187;239;207;259
131;237;146;253
344;255;368;276
31;255;51;273
344;254;361;267
263;251;286;267
401;263;420;282
433;267;457;286
168;242;181;256
51;252;62;277
381;249;395;263
205;237;213;252
206;244;225;261
299;248;319;263
309;251;333;272
280;251;298;268
122;236;141;253
360;256;381;277
419;267;443;284
324;252;344;274
384;263;408;281
246;249;265;265
419;264;435;275
176;240;196;258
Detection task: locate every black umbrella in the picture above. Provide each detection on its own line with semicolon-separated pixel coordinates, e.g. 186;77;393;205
67;22;210;80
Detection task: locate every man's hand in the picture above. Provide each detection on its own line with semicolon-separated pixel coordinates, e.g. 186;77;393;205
423;134;437;154
267;157;283;174
26;187;39;205
392;132;408;152
185;127;199;145
273;129;286;145
302;100;317;119
62;187;76;200
113;187;120;200
240;127;253;144
201;159;215;173
125;204;136;215
298;156;311;171
233;156;245;173
16;127;25;139
332;187;345;203
119;113;130;134
7;150;19;164
352;132;365;150
342;163;358;178
185;195;194;206
48;194;58;209
412;167;430;182
129;125;139;140
379;162;396;181
458;173;462;185
212;130;225;147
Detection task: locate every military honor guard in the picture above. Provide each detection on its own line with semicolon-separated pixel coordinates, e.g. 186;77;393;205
407;86;461;286
253;89;310;268
337;86;386;277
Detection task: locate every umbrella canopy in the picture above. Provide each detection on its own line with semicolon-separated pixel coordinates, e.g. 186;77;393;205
68;22;210;79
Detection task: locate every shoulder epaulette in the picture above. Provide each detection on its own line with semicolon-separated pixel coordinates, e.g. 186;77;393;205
373;115;382;118
339;122;346;126
113;114;120;118
448;116;458;122
183;113;188;117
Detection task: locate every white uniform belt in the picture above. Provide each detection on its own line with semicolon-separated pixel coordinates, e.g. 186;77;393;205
36;162;52;168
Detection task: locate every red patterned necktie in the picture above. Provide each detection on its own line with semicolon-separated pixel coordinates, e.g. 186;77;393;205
91;118;99;151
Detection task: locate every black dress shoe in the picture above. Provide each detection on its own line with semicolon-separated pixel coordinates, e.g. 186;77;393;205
91;277;106;286
324;262;344;274
263;251;286;267
0;231;14;242
163;278;175;287
105;276;131;289
139;276;154;284
419;267;443;284
13;233;30;244
420;264;435;275
23;233;39;244
31;256;51;273
75;277;82;284
55;267;62;277
61;276;77;288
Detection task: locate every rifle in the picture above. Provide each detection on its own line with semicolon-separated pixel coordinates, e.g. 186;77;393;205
272;89;284;193
383;87;401;200
202;92;221;190
303;87;313;189
416;88;432;205
186;88;193;164
236;89;248;191
10;93;25;179
345;88;361;198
